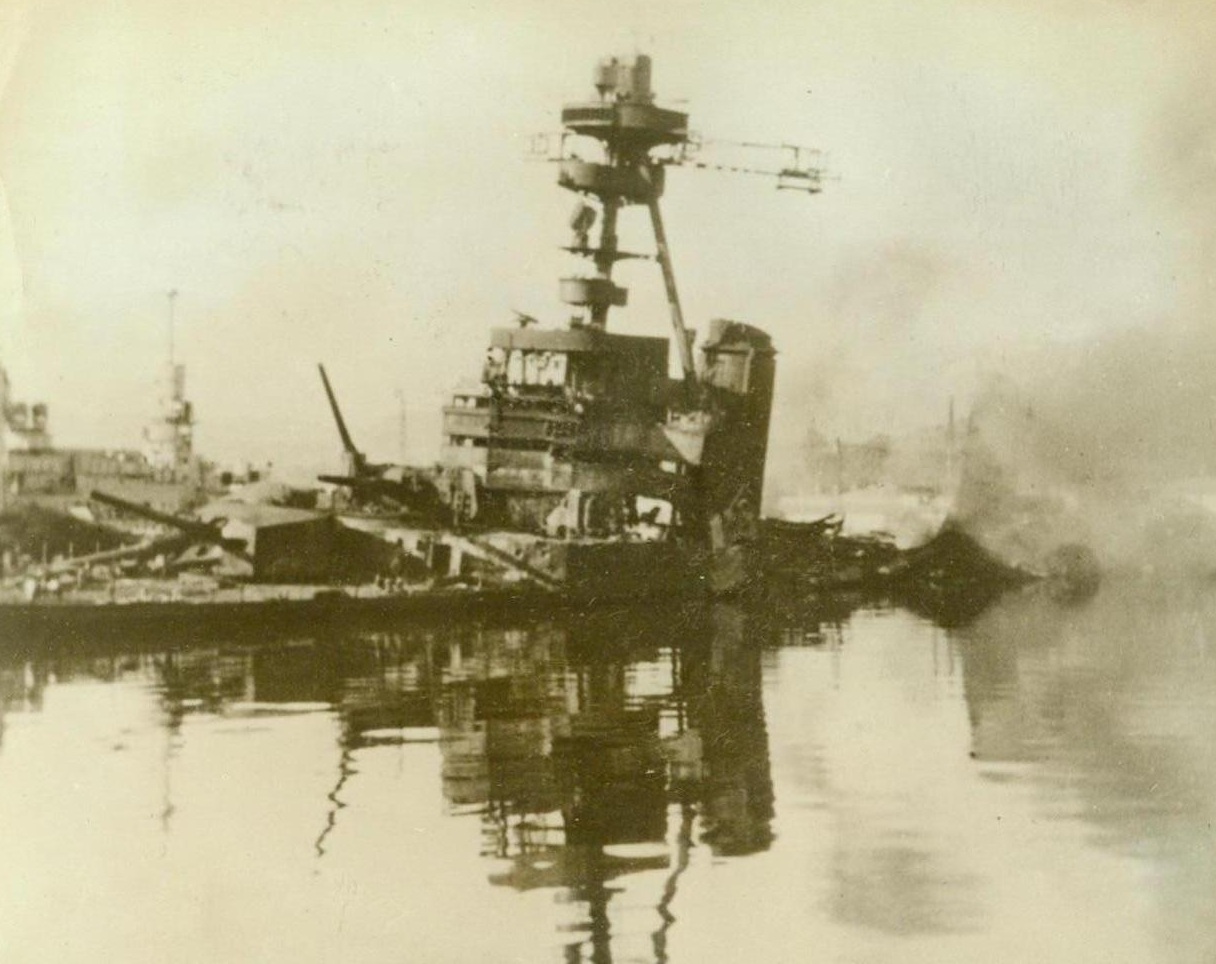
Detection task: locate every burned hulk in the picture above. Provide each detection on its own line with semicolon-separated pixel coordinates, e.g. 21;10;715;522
321;54;810;596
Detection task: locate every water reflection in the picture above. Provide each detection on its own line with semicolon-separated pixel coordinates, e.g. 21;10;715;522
4;583;1216;962
0;601;787;963
957;580;1216;962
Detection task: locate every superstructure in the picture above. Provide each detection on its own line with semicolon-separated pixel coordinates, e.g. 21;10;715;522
324;55;820;594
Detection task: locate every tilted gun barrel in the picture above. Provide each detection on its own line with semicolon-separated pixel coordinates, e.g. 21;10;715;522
315;361;478;524
317;363;367;476
89;490;254;562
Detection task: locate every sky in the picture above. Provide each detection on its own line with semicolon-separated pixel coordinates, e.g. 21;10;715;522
0;0;1213;486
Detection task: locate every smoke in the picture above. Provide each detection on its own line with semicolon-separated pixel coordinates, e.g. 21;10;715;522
957;346;1216;574
767;10;1216;576
765;239;959;500
956;54;1216;574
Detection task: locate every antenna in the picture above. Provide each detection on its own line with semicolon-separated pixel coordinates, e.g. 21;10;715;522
166;289;179;367
395;388;408;463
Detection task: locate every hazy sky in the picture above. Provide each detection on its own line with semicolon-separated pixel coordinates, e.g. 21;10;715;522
0;0;1212;481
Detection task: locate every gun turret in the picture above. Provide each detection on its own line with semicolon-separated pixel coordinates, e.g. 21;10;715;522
89;490;254;562
315;364;482;523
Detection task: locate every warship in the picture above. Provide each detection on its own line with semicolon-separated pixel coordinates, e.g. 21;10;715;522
1;55;1062;646
319;53;825;597
0;341;233;581
0;309;215;524
0;53;829;640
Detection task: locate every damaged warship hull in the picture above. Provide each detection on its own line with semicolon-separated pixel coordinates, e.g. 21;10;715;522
321;54;787;597
1;54;795;638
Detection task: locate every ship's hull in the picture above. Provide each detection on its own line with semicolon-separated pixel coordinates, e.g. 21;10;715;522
340;509;760;599
0;569;709;647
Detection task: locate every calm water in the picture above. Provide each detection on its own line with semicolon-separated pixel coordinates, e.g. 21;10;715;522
2;582;1216;963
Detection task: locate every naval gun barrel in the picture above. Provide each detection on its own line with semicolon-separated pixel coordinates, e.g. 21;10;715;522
317;364;366;474
90;490;213;535
89;490;253;561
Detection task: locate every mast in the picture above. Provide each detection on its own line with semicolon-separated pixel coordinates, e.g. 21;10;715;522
557;55;698;390
550;55;823;399
144;289;195;476
643;182;697;385
167;288;178;367
395;388;408;463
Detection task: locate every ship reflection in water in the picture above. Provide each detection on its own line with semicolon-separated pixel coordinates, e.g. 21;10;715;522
2;583;1216;962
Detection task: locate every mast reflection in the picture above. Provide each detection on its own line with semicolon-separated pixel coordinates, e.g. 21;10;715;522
426;604;778;961
0;593;888;962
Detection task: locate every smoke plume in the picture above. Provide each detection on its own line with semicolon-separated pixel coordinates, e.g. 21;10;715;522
957;55;1216;574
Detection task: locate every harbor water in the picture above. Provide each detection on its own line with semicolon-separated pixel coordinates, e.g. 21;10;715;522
2;580;1215;963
